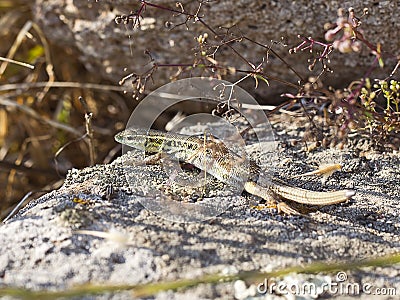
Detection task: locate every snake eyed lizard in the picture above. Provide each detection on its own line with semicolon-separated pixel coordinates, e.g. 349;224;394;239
115;128;355;214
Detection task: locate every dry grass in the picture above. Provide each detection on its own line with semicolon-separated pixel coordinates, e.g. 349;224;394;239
0;1;130;220
1;2;398;221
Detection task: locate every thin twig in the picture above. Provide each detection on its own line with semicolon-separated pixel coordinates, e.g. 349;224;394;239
1;179;63;223
103;144;121;164
31;22;55;103
0;98;82;136
2;191;35;223
53;135;86;177
0;57;34;69
0;20;32;77
85;113;95;166
0;251;399;298
5;134;52;201
0;160;61;177
243;36;306;84
80;97;96;166
0;81;127;92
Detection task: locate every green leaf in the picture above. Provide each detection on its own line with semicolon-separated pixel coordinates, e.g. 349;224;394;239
256;75;269;86
27;45;44;62
378;57;384;68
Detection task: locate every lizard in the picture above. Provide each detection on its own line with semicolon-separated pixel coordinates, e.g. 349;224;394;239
114;127;355;215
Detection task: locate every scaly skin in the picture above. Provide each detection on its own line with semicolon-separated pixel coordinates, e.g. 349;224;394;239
115;128;355;214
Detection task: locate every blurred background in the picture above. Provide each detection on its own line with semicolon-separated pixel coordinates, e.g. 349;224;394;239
0;1;131;219
1;0;398;220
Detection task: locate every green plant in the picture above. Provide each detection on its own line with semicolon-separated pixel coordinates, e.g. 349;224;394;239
115;2;399;150
358;78;400;146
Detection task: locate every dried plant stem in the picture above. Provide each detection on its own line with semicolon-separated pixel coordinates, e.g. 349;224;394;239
0;20;32;77
5;135;51;202
0;160;59;177
84;112;95;166
31;22;55;102
80;97;96;165
0;252;399;299
0;81;126;92
0;98;81;136
0;57;34;69
1;179;63;223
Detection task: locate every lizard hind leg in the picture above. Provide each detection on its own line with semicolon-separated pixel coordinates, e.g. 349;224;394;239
251;198;302;215
245;181;302;215
276;202;302;215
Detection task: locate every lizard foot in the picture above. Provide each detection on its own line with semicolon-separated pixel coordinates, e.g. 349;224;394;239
276;202;302;215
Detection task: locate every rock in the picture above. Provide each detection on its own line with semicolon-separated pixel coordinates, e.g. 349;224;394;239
1;120;400;298
33;0;399;101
